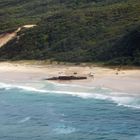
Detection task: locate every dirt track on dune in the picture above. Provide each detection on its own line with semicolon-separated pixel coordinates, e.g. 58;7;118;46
0;25;36;48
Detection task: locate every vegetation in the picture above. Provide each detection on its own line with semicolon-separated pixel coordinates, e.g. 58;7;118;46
0;0;140;65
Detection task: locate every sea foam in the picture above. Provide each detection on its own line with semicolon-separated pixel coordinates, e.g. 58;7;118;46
18;117;31;123
53;124;76;134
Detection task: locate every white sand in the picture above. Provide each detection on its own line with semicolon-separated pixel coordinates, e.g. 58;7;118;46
0;61;140;94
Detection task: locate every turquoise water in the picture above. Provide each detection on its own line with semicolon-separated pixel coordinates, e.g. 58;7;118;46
0;82;140;140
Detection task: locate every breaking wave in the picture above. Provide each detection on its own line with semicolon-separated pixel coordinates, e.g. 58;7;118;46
0;82;140;109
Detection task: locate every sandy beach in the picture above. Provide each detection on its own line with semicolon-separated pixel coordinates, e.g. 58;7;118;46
0;61;140;94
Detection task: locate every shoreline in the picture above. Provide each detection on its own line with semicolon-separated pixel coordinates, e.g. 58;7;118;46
0;61;140;94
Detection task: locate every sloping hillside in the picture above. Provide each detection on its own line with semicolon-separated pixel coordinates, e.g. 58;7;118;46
0;0;140;65
0;0;126;33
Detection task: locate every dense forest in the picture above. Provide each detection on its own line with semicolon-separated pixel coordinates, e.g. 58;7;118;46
0;0;140;65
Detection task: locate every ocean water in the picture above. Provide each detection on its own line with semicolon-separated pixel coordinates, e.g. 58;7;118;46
0;81;140;140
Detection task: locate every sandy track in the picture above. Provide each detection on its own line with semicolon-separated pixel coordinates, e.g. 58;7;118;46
0;25;36;48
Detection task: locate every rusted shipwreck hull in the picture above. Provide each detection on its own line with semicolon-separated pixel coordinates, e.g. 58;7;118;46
45;76;87;80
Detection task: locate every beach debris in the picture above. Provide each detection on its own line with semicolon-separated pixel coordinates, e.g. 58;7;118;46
73;72;77;75
88;72;94;78
116;72;119;75
58;72;63;74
